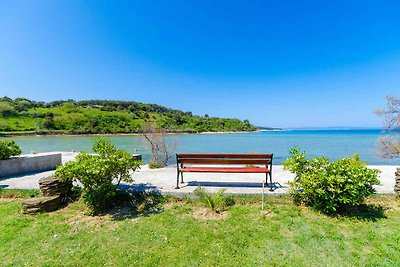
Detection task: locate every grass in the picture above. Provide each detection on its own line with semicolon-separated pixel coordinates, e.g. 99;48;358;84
0;188;40;198
1;190;400;266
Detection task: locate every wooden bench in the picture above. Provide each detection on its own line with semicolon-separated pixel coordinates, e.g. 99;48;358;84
176;154;274;191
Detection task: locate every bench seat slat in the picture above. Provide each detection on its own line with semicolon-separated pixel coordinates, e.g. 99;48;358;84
180;167;270;173
177;154;272;159
178;159;271;165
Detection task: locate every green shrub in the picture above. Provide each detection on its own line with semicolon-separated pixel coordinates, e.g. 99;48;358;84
283;147;381;214
54;137;142;214
148;162;162;169
0;140;22;160
194;187;235;213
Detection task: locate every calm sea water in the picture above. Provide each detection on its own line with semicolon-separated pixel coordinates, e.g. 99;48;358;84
1;130;398;165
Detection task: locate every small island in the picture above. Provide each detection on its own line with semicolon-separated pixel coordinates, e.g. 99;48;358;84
0;97;258;135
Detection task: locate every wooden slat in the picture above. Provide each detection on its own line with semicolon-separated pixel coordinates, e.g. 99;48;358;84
178;158;271;165
177;154;273;159
180;167;270;173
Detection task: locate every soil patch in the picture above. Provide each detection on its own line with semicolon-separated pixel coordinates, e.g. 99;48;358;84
191;208;228;220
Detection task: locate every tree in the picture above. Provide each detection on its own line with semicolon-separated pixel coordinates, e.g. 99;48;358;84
0;102;17;117
43;112;55;129
142;122;176;168
375;96;400;158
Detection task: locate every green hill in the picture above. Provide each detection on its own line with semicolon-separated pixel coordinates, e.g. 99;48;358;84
0;97;257;135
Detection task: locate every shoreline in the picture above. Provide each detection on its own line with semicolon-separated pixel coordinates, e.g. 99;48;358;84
0;130;261;138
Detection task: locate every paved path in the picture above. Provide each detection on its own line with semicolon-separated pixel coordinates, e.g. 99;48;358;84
0;152;397;195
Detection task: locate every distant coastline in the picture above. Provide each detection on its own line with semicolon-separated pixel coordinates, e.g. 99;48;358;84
0;97;257;135
286;127;383;131
1;128;389;138
0;129;263;138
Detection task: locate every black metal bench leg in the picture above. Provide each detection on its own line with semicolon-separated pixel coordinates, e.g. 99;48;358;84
180;172;184;183
269;172;274;192
175;170;180;189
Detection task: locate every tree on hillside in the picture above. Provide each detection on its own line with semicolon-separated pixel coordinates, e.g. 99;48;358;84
375;96;400;158
0;102;17;117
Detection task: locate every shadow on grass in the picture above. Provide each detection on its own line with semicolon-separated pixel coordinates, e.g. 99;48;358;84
100;186;165;221
337;204;387;222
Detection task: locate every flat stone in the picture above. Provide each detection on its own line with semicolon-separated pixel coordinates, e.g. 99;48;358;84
22;195;62;214
39;176;72;196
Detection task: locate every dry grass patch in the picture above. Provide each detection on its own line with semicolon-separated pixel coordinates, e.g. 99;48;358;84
261;210;276;218
191;207;228;220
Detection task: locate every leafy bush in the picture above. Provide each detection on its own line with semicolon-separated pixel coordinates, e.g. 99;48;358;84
283;147;381;214
0;140;22;160
194;187;235;213
54;137;141;214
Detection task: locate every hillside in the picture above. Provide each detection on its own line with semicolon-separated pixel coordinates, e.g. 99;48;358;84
0;97;257;135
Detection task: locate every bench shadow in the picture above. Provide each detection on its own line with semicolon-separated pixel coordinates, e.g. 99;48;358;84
337;204;387;222
186;181;285;189
100;183;164;221
118;183;160;192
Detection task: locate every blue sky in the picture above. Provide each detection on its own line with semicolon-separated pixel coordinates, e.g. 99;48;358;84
1;1;400;128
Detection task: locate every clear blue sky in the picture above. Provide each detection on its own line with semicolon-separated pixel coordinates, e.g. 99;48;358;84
1;1;400;128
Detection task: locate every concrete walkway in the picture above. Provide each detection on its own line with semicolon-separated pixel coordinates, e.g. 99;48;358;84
0;152;397;195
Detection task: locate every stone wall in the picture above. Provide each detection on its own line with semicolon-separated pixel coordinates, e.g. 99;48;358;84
0;152;62;178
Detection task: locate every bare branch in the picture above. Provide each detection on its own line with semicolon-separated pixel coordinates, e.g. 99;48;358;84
377;135;400;158
141;121;177;167
376;96;400;159
376;96;400;131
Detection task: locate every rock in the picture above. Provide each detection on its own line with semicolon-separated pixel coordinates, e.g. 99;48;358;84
22;195;62;214
395;168;400;196
22;176;72;214
39;176;72;197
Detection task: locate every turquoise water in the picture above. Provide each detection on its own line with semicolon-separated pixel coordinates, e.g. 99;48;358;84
1;130;398;165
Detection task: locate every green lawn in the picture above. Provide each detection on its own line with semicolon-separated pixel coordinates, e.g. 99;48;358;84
1;192;399;266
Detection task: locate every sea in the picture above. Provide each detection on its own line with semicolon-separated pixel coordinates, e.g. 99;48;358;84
2;129;398;165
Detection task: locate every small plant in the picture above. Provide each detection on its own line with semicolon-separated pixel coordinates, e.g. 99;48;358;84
54;137;141;214
0;140;22;160
244;151;257;168
283;147;381;214
194;187;235;213
148;162;162;169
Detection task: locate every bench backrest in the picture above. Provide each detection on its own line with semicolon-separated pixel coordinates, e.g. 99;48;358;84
176;154;273;166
